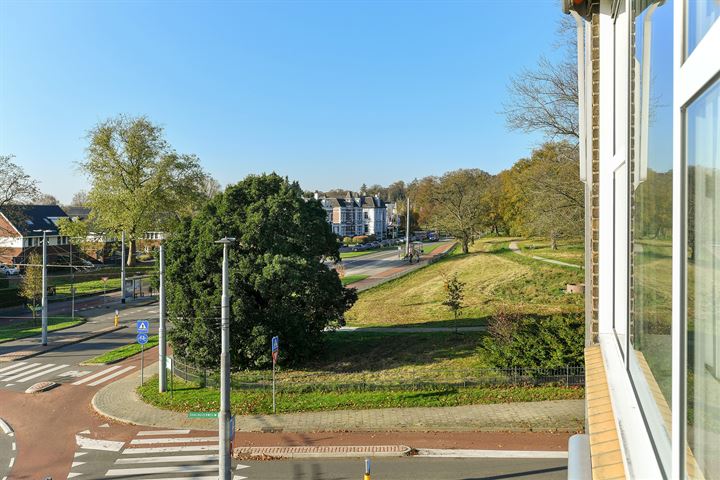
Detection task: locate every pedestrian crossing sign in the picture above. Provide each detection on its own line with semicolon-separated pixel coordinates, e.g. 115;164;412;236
136;320;149;333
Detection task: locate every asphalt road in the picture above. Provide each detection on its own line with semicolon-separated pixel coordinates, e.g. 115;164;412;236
234;457;567;480
0;419;15;480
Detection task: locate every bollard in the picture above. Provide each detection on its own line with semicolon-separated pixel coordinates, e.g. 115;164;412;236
114;309;119;327
364;458;371;480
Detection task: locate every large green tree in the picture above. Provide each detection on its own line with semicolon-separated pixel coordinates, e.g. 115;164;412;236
80;115;211;265
165;173;357;369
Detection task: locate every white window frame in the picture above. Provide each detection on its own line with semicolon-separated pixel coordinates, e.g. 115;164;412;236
671;3;720;479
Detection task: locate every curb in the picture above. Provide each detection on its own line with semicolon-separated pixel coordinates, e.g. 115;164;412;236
0;325;127;362
233;445;412;459
0;418;12;435
413;448;568;459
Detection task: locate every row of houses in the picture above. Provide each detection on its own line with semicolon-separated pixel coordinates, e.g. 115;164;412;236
0;204;158;266
314;192;397;240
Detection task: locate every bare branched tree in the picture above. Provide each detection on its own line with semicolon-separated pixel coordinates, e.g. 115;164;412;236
501;17;579;141
0;155;40;208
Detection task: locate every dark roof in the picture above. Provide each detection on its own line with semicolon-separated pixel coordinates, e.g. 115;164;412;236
322;196;386;209
63;206;91;220
0;204;68;236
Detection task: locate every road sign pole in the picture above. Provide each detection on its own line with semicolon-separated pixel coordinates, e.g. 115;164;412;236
216;237;235;480
272;359;276;414
121;231;126;304
158;241;167;393
141;343;144;386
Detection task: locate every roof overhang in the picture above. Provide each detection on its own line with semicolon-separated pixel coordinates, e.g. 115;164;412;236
562;0;591;19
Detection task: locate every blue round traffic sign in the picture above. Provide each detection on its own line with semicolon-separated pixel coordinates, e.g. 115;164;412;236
137;333;149;345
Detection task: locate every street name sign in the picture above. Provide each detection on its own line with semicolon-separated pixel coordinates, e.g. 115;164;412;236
188;412;218;418
271;336;279;363
136;320;149;333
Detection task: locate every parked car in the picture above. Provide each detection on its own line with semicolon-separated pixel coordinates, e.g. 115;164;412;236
0;264;19;275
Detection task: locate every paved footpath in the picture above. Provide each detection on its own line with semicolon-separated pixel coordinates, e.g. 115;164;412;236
508;242;582;269
94;362;585;433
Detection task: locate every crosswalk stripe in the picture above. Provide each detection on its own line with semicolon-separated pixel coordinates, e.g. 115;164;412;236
0;363;39;377
130;436;217;445
115;454;219;464
71;366;122;385
106;465;217;476
122;445;220;454
15;364;69;383
136;430;191;436
86;366;135;386
0;362;26;374
2;364;54;382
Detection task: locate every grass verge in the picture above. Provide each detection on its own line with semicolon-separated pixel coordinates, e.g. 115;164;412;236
83;335;159;364
0;316;85;343
342;274;369;286
138;375;583;415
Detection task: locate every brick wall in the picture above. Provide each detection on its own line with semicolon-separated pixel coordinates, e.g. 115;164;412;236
590;0;600;344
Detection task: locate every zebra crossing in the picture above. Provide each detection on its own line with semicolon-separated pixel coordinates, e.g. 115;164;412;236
69;429;250;479
0;361;135;389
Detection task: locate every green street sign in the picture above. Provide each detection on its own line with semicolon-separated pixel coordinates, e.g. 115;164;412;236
188;412;218;418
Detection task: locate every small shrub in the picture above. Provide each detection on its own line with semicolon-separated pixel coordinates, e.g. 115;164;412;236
482;312;584;370
342;237;353;245
352;235;369;244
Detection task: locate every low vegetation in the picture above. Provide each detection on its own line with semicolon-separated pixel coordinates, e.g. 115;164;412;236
83;335;159;364
341;274;369;286
0;316;85;343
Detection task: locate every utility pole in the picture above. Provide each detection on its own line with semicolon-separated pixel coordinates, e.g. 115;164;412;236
120;231;126;304
158;239;167;393
33;229;51;346
216;237;235;479
70;240;74;320
405;196;411;256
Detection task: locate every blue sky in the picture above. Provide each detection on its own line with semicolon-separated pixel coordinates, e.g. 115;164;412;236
1;0;565;203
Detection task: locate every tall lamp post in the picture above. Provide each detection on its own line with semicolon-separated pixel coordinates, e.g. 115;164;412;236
405;197;411;257
120;231;126;304
32;229;53;346
216;237;235;479
158;235;167;393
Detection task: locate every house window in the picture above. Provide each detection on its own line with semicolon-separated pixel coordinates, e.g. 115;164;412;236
686;78;720;479
628;0;673;471
686;0;720;57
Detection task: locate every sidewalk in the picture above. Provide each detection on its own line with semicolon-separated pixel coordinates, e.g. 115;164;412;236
93;361;585;433
350;241;457;291
0;296;157;362
508;241;582;270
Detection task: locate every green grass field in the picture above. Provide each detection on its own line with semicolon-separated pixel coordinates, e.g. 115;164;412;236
0;316;85;343
138;375;583;415
515;238;584;266
345;237;584;328
341;274;369;286
83;335;159;364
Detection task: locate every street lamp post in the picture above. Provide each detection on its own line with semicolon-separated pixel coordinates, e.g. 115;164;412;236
405;197;411;257
32;229;52;346
216;237;235;479
120;231;126;304
158;238;167;393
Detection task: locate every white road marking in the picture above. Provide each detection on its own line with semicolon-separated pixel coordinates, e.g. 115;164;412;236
59;370;92;378
71;461;85;467
0;363;40;378
86;366;135;386
78;430;90;434
15;364;69;383
0;418;12;434
74;451;86;457
8;458;13;467
0;362;26;374
136;429;190;436
3;384;12;387
99;423;110;428
11;443;15;451
75;435;124;452
106;465;217;476
237;464;250;469
414;448;569;459
67;473;83;478
162;477;223;480
71;366;122;385
115;454;219;464
130;436;217;445
2;363;57;382
122;445;220;454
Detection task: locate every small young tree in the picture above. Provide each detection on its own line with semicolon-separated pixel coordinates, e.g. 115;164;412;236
442;272;465;333
19;252;43;324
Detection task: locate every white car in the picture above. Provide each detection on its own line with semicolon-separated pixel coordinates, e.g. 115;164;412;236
0;264;19;275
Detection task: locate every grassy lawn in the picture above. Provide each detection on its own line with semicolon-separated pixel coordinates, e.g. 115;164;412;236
342;274;369;286
138;375;583;415
515;238;584;266
0;316;85;343
83;335;159;364
345;237;584;328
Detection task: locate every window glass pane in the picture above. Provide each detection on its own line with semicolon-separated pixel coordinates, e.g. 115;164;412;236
629;0;673;471
687;78;720;480
687;0;720;57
